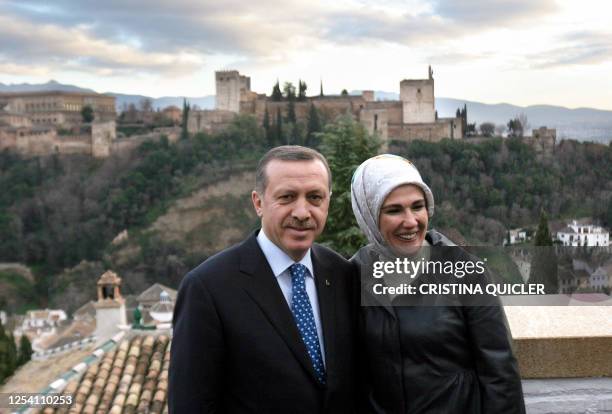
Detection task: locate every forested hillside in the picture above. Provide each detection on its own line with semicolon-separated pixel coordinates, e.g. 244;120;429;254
391;138;612;245
0;115;610;312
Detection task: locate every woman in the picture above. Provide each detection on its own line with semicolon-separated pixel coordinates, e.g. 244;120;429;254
351;154;525;414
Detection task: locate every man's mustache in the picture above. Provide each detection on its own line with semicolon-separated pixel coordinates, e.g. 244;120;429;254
284;220;315;230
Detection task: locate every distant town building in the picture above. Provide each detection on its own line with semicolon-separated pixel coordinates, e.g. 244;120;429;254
93;270;128;342
557;220;610;247
136;283;177;325
590;264;612;292
149;291;174;326
505;228;528;245
162;105;182;124
20;309;67;330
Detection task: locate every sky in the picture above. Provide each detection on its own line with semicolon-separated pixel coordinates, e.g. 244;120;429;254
1;0;612;110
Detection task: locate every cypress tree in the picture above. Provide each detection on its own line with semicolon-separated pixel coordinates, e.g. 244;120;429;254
17;335;32;367
287;100;296;125
181;98;190;140
298;80;307;101
0;321;10;382
7;333;17;373
275;107;283;145
528;210;558;293
306;103;322;148
263;107;273;147
271;80;282;101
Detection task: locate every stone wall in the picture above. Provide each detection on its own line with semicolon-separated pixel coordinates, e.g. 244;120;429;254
187;109;236;134
389;117;461;142
0;121;116;157
91;121;117;158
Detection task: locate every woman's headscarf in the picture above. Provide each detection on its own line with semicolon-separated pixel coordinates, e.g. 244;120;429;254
351;154;434;258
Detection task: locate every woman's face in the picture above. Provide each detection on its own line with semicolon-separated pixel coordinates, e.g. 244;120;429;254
379;184;428;255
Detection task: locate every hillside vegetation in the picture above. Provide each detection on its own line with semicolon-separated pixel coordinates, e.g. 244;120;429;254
0;115;610;312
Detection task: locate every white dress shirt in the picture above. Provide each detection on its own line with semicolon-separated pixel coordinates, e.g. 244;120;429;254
257;229;326;366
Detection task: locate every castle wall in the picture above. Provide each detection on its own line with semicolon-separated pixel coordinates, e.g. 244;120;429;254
400;79;435;123
360;107;389;141
91;121;117;158
187;109;236;134
389;118;460;142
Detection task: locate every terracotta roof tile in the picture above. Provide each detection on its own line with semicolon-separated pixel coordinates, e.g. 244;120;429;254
39;334;171;413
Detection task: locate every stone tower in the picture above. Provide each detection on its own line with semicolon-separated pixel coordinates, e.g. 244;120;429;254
94;270;127;342
400;67;436;124
215;70;251;113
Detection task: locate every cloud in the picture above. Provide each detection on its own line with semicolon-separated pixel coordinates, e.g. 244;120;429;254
426;51;493;65
0;0;565;80
528;31;612;68
432;0;557;25
0;14;204;76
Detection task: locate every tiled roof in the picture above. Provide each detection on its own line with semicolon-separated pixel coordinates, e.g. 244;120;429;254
73;301;96;320
34;334;170;414
36;319;96;351
136;283;177;304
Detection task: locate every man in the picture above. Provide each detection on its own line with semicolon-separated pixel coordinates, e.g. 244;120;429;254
169;146;356;413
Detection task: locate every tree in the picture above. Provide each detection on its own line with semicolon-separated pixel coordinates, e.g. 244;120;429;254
298;80;307;101
17;334;32;367
528;210;558;293
275;107;283;145
271;80;283;101
341;89;348;96
507;118;524;138
480;122;495;137
286;100;297;125
263;107;273;147
495;124;506;137
320;80;324;97
283;82;296;101
0;320;17;383
518;112;530;135
306;103;322;148
81;105;94;123
181;98;190;140
465;123;477;137
318;115;381;257
139;98;154;112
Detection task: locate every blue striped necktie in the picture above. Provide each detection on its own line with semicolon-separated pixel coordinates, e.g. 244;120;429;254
289;263;326;384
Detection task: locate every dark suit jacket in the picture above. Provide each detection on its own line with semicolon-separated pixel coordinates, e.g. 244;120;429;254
169;231;356;414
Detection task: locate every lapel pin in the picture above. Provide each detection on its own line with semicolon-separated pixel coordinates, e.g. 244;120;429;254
325;279;331;286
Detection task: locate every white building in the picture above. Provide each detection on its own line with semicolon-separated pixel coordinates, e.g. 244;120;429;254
556;220;610;247
505;228;528;245
590;264;612;292
20;309;67;331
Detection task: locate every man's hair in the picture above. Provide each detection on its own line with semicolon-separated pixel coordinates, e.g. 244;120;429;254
255;145;332;193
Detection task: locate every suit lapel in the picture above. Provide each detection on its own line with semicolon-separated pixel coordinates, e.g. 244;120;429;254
312;246;336;383
239;233;323;387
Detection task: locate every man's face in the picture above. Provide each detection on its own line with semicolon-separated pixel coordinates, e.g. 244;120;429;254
252;159;330;261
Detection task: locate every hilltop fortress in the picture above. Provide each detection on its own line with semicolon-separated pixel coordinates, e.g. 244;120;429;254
189;67;465;143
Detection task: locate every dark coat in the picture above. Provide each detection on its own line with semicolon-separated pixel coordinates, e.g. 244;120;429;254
169;230;356;414
352;230;525;414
